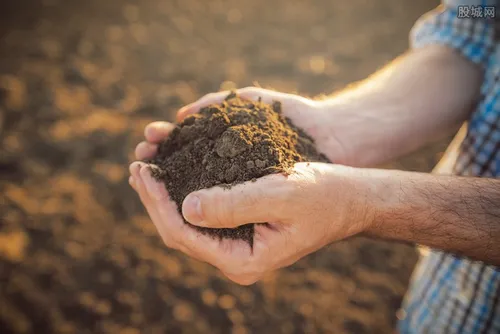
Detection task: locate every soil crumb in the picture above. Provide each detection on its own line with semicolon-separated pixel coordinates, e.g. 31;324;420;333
148;92;329;244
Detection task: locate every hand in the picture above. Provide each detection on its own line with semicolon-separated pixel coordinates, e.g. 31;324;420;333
129;159;373;285
130;87;361;284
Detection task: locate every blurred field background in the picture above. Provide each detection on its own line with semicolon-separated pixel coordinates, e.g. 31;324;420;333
0;0;448;333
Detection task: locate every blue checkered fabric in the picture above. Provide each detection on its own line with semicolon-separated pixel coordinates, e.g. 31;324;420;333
397;2;500;334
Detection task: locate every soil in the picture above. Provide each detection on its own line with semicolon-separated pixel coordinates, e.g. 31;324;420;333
148;92;329;243
0;0;444;333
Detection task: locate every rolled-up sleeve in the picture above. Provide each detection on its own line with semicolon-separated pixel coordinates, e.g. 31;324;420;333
410;0;498;66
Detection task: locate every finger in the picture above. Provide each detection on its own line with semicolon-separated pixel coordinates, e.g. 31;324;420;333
130;162;177;248
135;141;158;160
176;91;231;122
139;164;170;201
130;162;158;218
139;166;209;256
129;162;146;193
129;162;157;219
129;175;137;191
144;122;175;143
138;165;175;240
182;173;290;228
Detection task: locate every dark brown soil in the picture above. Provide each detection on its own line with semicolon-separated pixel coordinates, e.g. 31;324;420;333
149;92;329;243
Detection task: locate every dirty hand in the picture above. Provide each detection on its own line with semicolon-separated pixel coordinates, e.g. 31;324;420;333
130;87;362;285
130;158;372;285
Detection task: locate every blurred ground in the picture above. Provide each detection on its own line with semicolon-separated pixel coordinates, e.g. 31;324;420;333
0;0;447;333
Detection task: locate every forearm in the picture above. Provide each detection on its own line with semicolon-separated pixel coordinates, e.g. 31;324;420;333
320;45;482;167
362;169;500;265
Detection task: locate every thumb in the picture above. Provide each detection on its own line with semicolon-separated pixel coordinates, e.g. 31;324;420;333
182;174;289;228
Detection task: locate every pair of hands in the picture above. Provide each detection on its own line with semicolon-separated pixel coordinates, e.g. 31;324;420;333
129;87;372;285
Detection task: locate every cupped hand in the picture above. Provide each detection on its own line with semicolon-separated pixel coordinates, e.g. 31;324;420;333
131;87;358;285
130;159;372;285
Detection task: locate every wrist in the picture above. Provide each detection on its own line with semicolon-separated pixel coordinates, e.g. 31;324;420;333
300;101;350;166
317;92;421;168
322;165;380;239
308;99;358;166
316;97;381;167
361;168;419;240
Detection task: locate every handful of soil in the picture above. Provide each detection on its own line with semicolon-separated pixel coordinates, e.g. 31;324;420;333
148;92;329;245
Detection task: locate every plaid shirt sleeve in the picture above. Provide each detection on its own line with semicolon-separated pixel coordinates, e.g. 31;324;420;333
399;3;500;334
410;0;498;66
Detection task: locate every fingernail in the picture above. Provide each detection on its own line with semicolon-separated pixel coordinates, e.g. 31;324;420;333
183;194;203;225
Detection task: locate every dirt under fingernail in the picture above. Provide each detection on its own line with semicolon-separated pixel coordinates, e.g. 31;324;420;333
146;91;329;245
